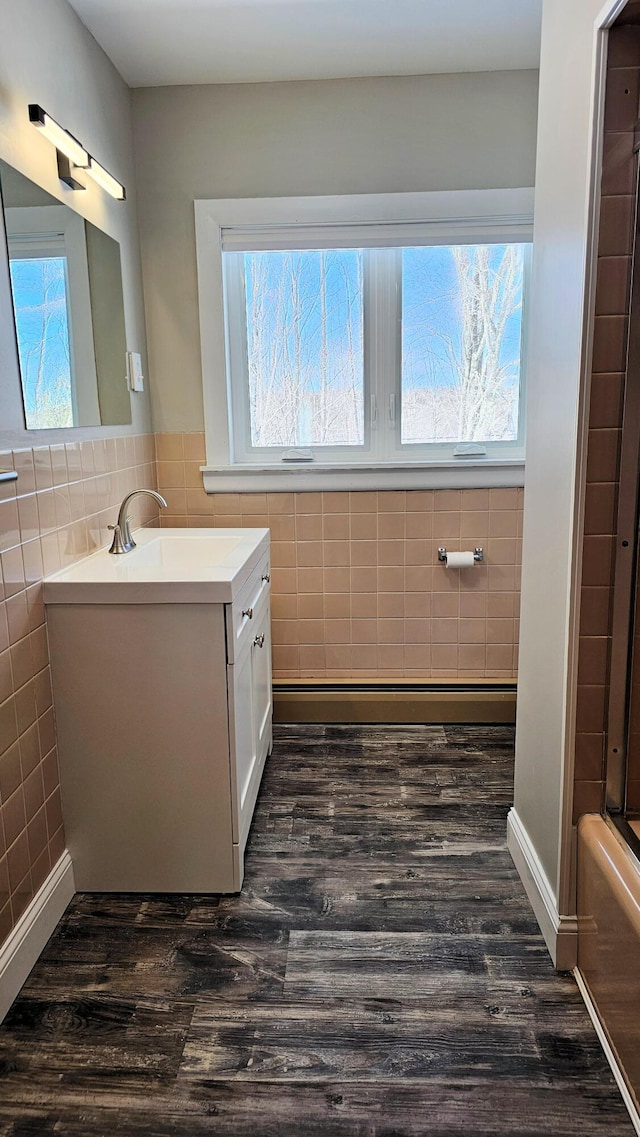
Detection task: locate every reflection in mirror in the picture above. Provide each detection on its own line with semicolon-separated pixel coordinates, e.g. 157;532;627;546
0;159;131;429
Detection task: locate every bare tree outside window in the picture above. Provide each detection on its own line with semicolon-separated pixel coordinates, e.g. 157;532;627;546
401;243;525;444
239;242;524;452
244;249;364;448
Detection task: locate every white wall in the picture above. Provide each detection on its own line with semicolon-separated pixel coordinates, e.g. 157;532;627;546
0;0;152;446
132;70;539;433
513;0;611;947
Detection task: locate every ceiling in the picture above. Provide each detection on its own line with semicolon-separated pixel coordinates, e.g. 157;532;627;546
66;0;542;88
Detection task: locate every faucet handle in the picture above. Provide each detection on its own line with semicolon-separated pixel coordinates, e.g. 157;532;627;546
107;523;129;555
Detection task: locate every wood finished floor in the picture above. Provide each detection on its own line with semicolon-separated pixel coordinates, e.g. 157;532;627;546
0;724;633;1136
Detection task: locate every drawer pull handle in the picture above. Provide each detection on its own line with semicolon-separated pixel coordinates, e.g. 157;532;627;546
261;572;270;583
254;633;265;648
242;607;254;620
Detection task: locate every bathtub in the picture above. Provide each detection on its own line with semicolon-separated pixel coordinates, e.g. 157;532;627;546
577;814;640;1110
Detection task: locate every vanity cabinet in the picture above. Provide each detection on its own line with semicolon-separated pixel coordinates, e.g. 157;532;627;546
45;541;272;894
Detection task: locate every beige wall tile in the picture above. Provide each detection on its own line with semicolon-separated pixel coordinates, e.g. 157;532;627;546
297;618;322;645
350;491;378;513
298;594;325;620
378;513;405;539
323;541;350;567
299;645;326;671
155;433;184;461
460;593;487;618
405;490;433;512
324;619;351;644
378;618;404;644
352;619;378;644
434;490;461;512
297;568;324;593
431;645;458;670
459;644;487;670
350;513;377;540
432;619;459;644
405;592;430;618
295;492;322;514
351;593;376;618
325;567;352;593
433;593;459;618
323;514;349;541
297;536;325;563
351;541;377;567
404;644;431;670
182;433;206;462
378;593;404;618
378;540;404;567
322;492;349;514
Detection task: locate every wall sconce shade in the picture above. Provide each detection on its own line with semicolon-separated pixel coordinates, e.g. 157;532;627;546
28;104;89;168
28;104;125;201
86;157;126;201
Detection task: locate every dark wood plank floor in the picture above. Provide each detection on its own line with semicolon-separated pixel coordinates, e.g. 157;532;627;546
0;724;632;1135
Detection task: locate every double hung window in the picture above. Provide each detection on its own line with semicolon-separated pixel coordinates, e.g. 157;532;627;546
195;191;533;489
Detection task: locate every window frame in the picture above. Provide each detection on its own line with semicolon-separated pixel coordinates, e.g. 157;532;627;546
195;189;533;492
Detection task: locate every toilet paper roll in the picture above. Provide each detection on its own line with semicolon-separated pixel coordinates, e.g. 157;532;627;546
445;551;476;568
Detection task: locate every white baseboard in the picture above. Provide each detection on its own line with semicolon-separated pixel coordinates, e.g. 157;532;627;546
0;850;75;1022
507;807;578;969
574;968;640;1136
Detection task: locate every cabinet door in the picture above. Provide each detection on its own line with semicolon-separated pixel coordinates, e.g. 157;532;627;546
251;601;272;763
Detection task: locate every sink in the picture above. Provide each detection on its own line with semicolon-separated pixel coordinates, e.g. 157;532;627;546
125;534;243;569
43;527;270;604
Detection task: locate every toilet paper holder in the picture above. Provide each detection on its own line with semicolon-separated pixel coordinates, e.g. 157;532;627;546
438;546;484;563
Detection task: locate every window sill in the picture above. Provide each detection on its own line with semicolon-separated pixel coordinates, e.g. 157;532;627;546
202;459;525;493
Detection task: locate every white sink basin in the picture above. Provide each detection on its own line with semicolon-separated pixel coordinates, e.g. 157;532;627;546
126;534;243;569
43;527;270;604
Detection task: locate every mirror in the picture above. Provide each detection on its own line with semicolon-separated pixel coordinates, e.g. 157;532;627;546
0;159;131;429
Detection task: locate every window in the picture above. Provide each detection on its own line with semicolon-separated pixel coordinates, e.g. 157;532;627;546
195;191;533;490
236;248;365;449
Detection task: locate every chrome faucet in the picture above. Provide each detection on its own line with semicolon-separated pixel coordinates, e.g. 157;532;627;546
108;489;168;554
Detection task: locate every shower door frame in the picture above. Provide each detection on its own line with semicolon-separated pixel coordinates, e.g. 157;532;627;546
606;143;640;814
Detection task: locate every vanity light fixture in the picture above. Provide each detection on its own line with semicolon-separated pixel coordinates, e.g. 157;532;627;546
28;103;125;201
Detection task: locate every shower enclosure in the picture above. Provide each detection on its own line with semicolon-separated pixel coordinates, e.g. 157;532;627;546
575;7;640;1114
605;127;640;850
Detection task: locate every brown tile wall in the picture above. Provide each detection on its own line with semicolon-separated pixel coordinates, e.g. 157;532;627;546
156;433;523;680
0;435;158;944
574;24;640;823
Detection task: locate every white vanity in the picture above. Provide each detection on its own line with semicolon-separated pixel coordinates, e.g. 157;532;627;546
43;528;272;894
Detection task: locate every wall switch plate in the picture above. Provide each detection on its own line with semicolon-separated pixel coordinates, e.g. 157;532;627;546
127;351;144;392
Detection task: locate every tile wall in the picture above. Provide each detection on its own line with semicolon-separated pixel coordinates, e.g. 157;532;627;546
574;22;639;822
0;434;158;942
156;433;523;680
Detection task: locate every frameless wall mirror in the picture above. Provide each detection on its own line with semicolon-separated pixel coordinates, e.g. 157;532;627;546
0;158;131;429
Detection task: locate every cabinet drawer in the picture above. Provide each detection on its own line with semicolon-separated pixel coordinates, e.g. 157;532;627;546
226;552;271;663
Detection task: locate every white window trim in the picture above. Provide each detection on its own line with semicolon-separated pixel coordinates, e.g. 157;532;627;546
194;188;534;492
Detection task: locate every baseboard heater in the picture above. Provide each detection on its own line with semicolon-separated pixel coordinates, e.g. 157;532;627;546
273;680;517;724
